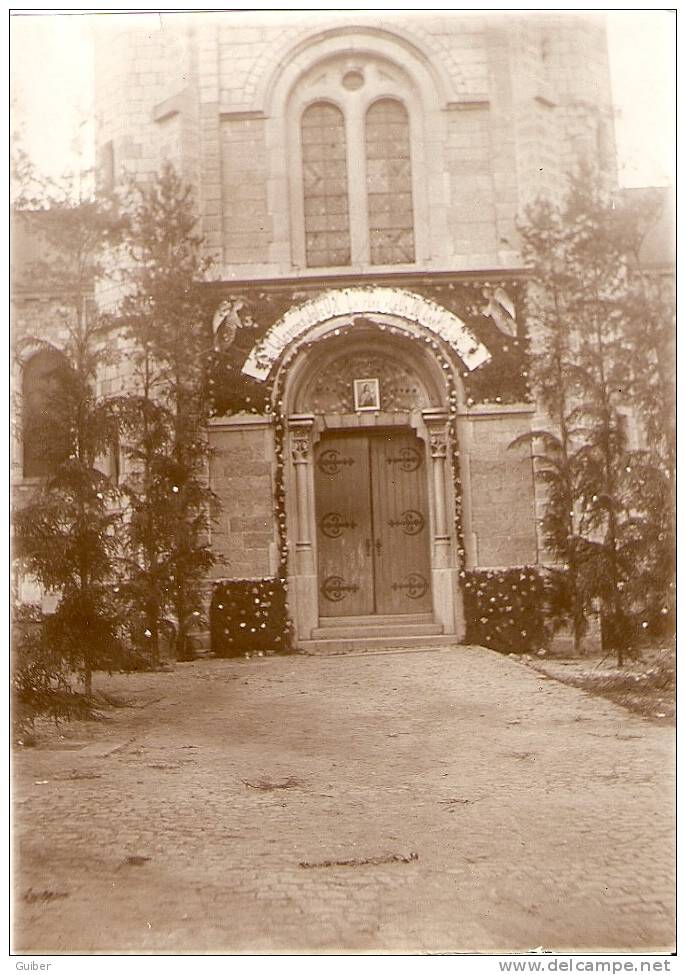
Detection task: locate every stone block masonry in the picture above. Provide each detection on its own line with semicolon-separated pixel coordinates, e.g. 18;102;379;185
208;419;277;579
461;410;538;568
93;12;615;278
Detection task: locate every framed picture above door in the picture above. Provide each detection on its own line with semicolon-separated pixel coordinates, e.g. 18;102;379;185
353;377;380;412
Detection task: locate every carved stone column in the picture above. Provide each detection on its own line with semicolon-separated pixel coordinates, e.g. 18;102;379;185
429;427;450;543
288;415;318;643
423;411;451;547
422;409;461;637
289;416;315;567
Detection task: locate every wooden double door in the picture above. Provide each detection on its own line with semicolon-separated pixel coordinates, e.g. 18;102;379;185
314;430;432;617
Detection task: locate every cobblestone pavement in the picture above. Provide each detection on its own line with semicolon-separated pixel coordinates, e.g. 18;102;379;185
13;646;675;954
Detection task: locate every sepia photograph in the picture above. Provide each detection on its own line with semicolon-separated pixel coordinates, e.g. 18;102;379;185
10;7;675;959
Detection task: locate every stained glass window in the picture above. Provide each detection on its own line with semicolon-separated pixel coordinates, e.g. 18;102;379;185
365;99;415;265
301;102;351;268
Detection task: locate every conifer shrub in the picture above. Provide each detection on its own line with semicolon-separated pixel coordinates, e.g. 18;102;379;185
462;567;549;654
11;604;100;740
211;579;291;657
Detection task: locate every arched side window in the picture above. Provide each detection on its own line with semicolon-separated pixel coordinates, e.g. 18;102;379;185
301;102;351;268
22;349;72;479
366;99;415;265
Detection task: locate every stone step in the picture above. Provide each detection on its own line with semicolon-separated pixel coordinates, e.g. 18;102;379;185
310;622;443;640
299;634;459;655
318;612;434;628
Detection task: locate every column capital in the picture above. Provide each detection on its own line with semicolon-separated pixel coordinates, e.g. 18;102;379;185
291;436;310;463
288;414;315;464
422;410;450;459
429;427;449;459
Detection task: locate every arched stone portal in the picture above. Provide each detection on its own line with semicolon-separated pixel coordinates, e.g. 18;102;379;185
241;286;491;380
278;323;465;650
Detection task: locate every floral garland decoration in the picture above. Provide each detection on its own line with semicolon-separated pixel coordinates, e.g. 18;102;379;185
206;277;532;416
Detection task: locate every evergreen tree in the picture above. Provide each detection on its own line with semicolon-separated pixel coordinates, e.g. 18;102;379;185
118;163;220;662
13;186;124;694
562;172;637;662
517;168;674;663
617;190;676;635
514;198;590;651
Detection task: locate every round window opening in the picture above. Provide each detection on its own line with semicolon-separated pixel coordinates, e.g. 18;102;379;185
342;69;364;91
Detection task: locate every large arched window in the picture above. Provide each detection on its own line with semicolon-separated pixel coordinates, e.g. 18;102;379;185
365;98;415;265
22;348;72;479
301;102;351;268
292;54;424;271
299;95;415;269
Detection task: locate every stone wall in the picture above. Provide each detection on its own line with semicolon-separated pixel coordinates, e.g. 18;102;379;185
220;117;272;267
445;105;499;267
208;417;278;580
94;12;616;280
208;404;539;586
460;409;538;568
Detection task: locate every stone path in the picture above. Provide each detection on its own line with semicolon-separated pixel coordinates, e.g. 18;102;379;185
13;646;675;954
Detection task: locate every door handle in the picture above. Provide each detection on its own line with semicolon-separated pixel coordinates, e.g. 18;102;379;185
365;538;372;557
375;539;382;556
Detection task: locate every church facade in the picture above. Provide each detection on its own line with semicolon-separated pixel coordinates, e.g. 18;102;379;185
89;12;616;652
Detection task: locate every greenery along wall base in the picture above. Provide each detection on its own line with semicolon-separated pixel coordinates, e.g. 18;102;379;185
210;579;292;657
212;570;555;657
462;567;550;655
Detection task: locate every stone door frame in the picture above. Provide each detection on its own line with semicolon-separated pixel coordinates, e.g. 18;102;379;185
277;320;465;647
